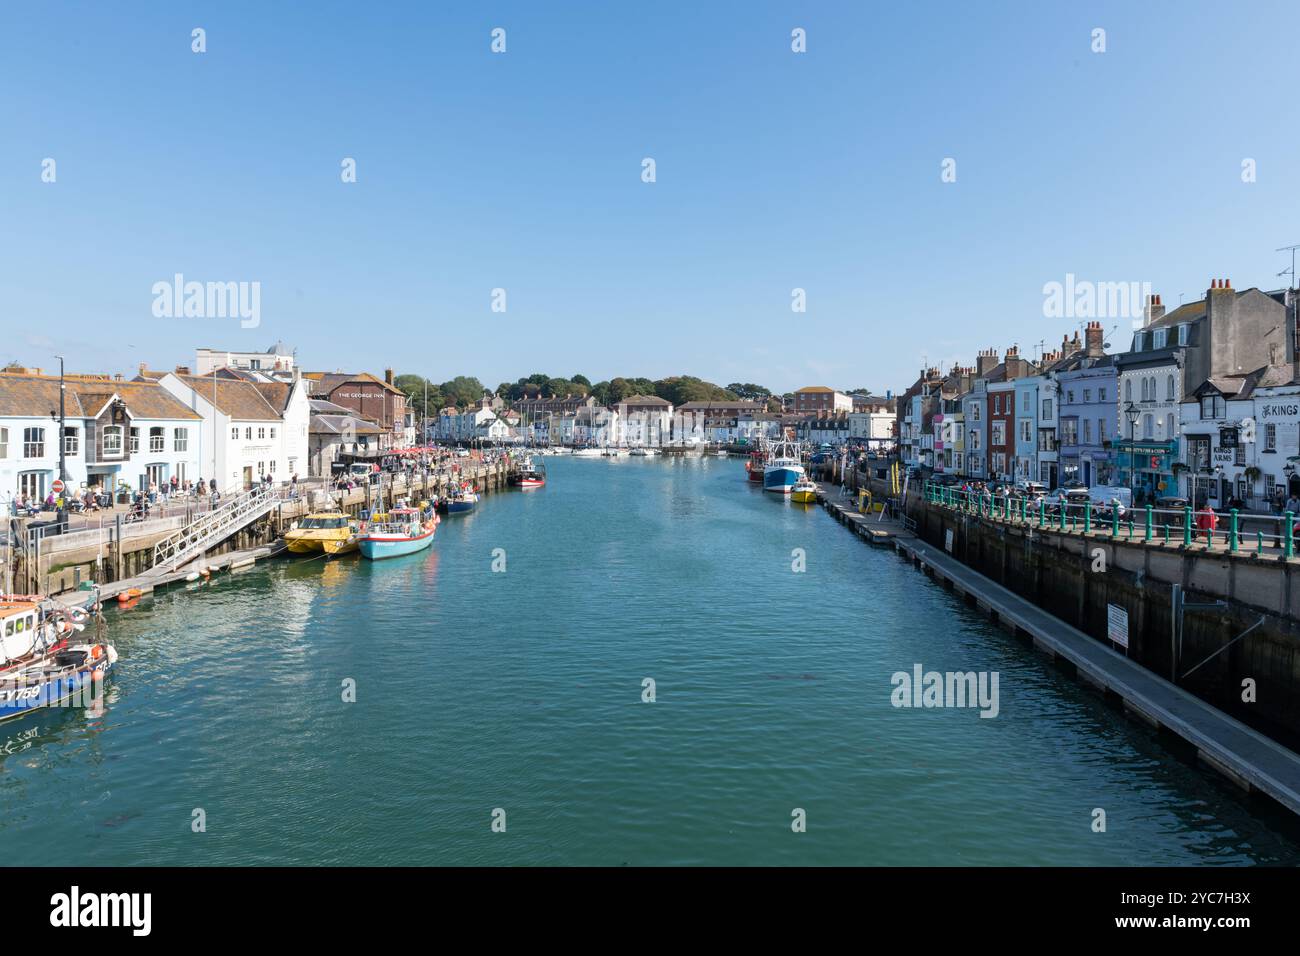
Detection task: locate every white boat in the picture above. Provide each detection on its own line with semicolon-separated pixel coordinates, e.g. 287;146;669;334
629;447;657;457
573;447;603;458
763;440;805;494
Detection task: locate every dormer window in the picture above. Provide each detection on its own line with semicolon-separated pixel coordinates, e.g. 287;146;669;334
1177;324;1188;346
1153;329;1167;348
1133;332;1145;351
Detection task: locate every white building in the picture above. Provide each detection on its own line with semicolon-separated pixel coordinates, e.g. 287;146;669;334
617;396;673;447
154;371;310;490
0;369;205;506
195;342;296;378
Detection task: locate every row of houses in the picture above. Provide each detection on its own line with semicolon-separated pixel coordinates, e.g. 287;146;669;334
899;280;1300;509
430;393;897;449
0;344;415;503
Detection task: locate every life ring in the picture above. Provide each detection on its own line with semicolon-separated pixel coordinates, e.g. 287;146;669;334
90;644;104;660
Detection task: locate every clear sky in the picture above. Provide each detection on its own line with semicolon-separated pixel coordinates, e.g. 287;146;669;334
3;1;1298;395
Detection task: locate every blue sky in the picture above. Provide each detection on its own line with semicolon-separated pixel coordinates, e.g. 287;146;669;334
2;1;1298;395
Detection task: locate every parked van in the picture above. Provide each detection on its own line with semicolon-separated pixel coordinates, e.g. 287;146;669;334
1087;485;1132;511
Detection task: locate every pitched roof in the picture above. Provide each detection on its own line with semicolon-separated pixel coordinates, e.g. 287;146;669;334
620;394;671;406
0;373;201;420
307;371;404;397
173;374;284;421
311;414;382;436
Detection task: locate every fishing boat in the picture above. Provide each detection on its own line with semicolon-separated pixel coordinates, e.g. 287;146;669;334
444;483;479;514
284;512;361;555
358;506;438;560
763;439;805;494
628;447;657;457
790;477;819;503
508;456;546;489
0;594;117;722
745;447;767;483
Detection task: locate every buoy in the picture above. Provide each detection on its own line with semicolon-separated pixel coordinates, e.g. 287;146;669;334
185;572;200;582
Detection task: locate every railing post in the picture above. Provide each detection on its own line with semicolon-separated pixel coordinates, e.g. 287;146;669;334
1144;505;1152;542
1182;506;1192;547
1083;500;1091;534
1112;508;1119;538
1286;511;1295;559
1229;509;1239;553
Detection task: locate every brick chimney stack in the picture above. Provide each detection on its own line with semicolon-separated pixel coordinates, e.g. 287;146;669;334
976;348;999;376
1084;320;1105;357
1004;346;1026;380
1206;278;1238;375
1144;293;1166;328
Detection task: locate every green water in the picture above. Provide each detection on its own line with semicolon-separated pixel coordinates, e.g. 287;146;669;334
4;456;1299;865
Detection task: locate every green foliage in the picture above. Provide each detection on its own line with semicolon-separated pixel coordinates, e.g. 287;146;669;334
393;374;442;416
438;376;487;409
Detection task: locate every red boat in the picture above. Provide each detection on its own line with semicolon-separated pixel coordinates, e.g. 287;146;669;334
745;450;766;482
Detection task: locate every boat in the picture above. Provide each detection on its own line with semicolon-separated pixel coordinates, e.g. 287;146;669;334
358;506;438;560
508;456;547;489
715;449;728;457
629;447;657;457
444;483;479;514
763;440;806;494
572;447;603;458
284;512;361;555
790;477;819;503
745;445;767;483
0;594;118;723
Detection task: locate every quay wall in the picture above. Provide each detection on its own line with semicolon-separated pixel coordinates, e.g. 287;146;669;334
15;462;512;597
858;476;1300;742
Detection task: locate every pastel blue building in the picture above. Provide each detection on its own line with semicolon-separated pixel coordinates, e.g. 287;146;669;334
1056;355;1118;488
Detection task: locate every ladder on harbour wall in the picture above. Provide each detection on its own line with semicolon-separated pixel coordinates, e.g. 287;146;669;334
145;485;280;577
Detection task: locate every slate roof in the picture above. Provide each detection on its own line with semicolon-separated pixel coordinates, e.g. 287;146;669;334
0;373;201;420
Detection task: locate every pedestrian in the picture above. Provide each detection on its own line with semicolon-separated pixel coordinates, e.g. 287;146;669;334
1286;492;1300;516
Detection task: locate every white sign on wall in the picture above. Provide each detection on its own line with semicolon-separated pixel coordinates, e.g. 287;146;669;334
1106;604;1129;650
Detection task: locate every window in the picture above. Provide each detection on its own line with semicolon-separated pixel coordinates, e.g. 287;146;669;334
149;427;164;453
103;425;123;457
1098;418;1106;442
1140;378;1149;402
1165;413;1175;437
1041;399;1052;419
129;428;140;453
63;427;78;455
23;427;45;458
245;427;252;440
969;404;980;422
1200;395;1226;419
1083;389;1091;403
174;428;189;452
1143;414;1153;439
268;459;276;474
1265;423;1277;451
19;472;45;499
1067;391;1075;403
1133;333;1145;351
1153;329;1167;348
0;427;6;458
1083;419;1092;444
1125;379;1133;402
1098;388;1106;403
1060;419;1078;445
1166;375;1175;401
991;422;1006;445
257;427;266;440
231;427;239;440
969;429;980;451
270;427;276;439
1019;419;1032;442
1178;324;1188;346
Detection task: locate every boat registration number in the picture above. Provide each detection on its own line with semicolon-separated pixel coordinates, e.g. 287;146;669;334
0;686;42;702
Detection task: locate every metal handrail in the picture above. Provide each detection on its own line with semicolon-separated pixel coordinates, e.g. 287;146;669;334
149;485;281;573
921;479;1297;557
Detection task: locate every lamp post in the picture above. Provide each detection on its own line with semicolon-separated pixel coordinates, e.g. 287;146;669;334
1123;401;1140;502
55;355;68;528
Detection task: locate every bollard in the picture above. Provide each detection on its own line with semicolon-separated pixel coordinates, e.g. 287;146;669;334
1257;531;1264;555
1229;509;1239;554
1182;507;1192;547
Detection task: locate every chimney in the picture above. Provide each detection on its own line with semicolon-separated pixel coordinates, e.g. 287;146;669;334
1144;293;1166;328
175;365;191;376
139;362;147;375
1085;320;1105;357
1206;278;1238;375
385;367;394;386
1004;346;1026;380
976;348;999;376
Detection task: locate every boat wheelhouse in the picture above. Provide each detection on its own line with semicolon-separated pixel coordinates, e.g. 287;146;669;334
285;512;361;556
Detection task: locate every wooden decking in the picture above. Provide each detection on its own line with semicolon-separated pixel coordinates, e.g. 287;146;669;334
819;481;1300;815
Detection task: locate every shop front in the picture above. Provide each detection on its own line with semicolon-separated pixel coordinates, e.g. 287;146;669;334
1116;439;1178;502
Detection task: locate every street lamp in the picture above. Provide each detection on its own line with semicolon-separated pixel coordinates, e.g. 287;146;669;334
55;355;68;529
1123;401;1140;501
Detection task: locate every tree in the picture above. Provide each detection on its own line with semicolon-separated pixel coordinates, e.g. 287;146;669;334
727;382;772;401
571;374;591;388
439;376;486;409
394;374;442;417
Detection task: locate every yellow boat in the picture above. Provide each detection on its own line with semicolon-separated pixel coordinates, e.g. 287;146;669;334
790;478;819;503
285;512;361;555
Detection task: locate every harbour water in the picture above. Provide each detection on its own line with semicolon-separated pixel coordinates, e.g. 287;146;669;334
4;456;1300;865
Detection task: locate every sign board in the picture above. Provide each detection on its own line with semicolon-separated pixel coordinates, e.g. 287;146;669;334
1106;604;1129;650
51;479;65;494
944;529;954;553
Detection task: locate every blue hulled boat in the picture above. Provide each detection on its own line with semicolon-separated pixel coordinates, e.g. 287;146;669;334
358;507;438;560
0;594;117;722
444;483;479;514
763;440;805;494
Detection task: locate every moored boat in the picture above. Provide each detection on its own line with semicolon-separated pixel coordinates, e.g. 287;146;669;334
763;440;805;494
285;512;361;555
508;456;546;489
444;483;479;514
0;593;117;723
745;448;766;483
790;477;819;503
358;507;438;560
